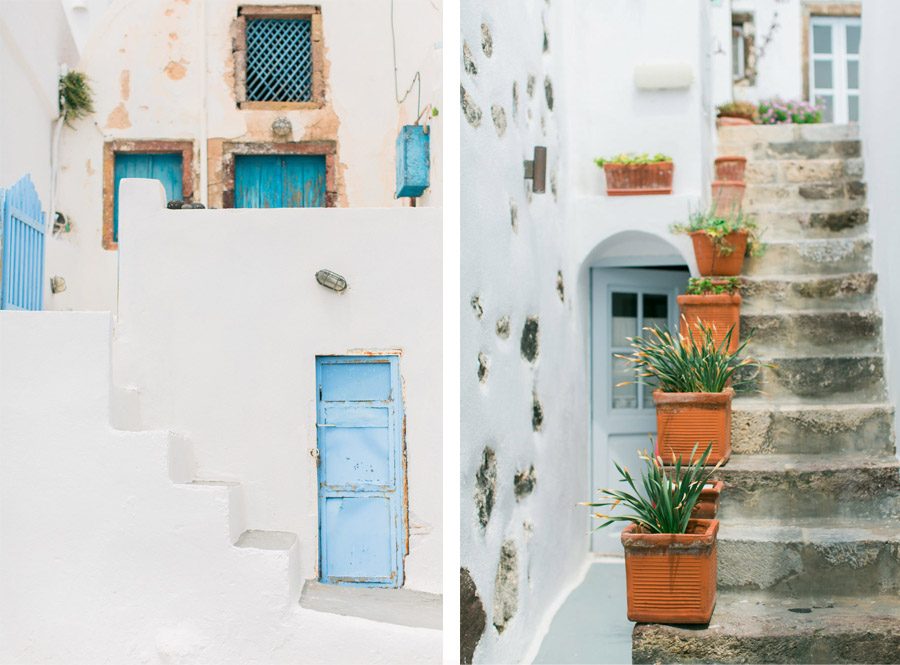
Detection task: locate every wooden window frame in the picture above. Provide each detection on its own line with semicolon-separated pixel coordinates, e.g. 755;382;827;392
732;12;755;87
102;140;194;251
219;140;338;208
801;2;861;101
233;5;325;110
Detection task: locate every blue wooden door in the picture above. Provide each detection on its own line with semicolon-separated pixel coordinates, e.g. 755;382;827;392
113;153;183;242
316;356;405;587
234;155;326;208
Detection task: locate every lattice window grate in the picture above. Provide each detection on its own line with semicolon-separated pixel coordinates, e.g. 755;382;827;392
246;18;313;102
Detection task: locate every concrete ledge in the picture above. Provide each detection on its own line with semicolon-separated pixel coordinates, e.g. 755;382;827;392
300;580;442;630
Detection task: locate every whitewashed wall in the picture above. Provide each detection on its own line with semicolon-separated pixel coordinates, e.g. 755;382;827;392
113;179;442;593
49;0;442;312
860;1;900;461
460;1;710;662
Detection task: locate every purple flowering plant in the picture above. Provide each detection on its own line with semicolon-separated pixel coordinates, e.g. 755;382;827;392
757;98;824;125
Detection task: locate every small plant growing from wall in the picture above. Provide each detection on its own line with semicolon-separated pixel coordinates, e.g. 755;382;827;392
58;71;95;127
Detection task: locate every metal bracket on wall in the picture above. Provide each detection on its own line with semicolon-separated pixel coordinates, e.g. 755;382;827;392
523;146;547;193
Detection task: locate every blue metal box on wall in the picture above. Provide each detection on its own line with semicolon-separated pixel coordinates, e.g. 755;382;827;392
395;125;430;198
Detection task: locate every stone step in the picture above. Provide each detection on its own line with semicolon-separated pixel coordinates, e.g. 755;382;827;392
718;139;862;161
718;520;900;597
744;158;864;185
740;273;877;313
736;354;886;402
712;453;900;521
632;592;900;664
743;238;871;277
751;209;869;241
741;310;882;355
743;182;866;212
718;123;859;145
732;401;895;456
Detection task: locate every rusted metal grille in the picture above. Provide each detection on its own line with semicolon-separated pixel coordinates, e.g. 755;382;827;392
246;18;312;102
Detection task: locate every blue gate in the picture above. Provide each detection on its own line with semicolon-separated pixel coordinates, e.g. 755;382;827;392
0;175;46;310
316;356;405;587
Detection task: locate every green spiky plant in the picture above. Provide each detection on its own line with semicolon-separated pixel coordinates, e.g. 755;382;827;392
671;209;765;258
583;442;720;534
58;71;94;126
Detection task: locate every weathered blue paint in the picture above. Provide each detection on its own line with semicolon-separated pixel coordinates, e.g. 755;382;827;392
113;153;183;241
0;174;46;311
246;18;313;102
395;125;430;198
234;155;326;208
316;356;405;587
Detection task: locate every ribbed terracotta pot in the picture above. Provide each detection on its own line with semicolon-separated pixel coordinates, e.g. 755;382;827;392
654;388;733;465
621;519;719;624
692;481;724;520
716;116;754;127
714;157;747;181
690;230;748;277
603;162;674;196
678;293;742;354
711;180;746;216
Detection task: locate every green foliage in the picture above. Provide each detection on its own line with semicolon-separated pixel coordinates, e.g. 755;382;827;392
758;98;823;125
583;442;719;534
671;210;765;257
58;71;95;126
716;100;757;121
616;321;761;394
594;152;672;168
686;277;742;296
431;107;440;117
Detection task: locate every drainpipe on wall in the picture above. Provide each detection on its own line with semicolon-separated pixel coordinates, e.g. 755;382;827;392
198;0;209;206
49;63;66;241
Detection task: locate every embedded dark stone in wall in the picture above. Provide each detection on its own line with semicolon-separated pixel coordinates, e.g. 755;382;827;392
532;391;544;431
520;316;539;363
491;105;507;137
556;270;565;302
481;23;493;57
512;81;519;117
551;170;558;200
493;541;519;633
527;74;536;97
460;567;486;664
477;352;490;383
510;200;518;231
496;316;511;339
544;77;554;110
461;85;482;127
463;42;477;76
542;18;549;52
475;446;497;528
514;465;536;500
470;294;484;319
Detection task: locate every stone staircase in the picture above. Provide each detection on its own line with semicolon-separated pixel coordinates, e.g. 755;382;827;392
633;124;900;664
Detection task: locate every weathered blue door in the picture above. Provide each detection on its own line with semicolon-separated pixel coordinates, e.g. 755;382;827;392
234;155;326;208
316;356;405;587
113;153;183;242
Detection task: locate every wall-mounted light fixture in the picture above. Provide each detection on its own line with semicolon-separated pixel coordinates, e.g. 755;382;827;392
524;146;547;193
272;116;292;139
315;270;348;293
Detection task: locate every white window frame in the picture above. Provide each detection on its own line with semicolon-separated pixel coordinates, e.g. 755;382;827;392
732;23;746;81
809;16;861;124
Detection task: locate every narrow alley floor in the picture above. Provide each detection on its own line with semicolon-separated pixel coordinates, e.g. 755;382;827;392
534;558;633;664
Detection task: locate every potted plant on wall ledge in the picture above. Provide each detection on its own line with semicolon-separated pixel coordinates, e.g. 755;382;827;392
671;210;764;277
584;443;721;624
678;277;742;354
595;153;674;196
716;101;757;126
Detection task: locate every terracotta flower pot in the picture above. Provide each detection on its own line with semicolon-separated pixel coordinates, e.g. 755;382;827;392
714;157;747;182
654;388;733;465
692;480;724;520
690;230;748;277
603;162;674;196
677;293;742;354
716;116;753;127
621;519;719;624
711;180;746;216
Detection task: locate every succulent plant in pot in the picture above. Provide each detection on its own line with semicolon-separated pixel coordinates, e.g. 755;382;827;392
678;277;743;354
671;210;764;277
616;321;764;465
584;443;721;624
595;153;674;196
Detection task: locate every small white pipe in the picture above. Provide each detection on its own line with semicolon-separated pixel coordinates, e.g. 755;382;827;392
198;0;209;205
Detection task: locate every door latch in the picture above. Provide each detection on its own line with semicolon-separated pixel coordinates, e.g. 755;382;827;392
309;448;321;466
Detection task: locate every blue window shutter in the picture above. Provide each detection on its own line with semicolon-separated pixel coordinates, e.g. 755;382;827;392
113;153;183;241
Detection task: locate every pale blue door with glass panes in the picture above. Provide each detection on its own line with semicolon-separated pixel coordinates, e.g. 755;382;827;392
113;153;183;242
234;155;326;208
589;268;688;553
316;356;404;587
810;17;861;123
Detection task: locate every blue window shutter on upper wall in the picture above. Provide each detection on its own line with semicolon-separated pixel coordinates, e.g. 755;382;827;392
234;155;326;208
113;153;183;241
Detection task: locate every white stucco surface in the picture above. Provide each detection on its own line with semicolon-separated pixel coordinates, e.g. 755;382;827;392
112;179;442;594
48;0;442;311
0;309;440;664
